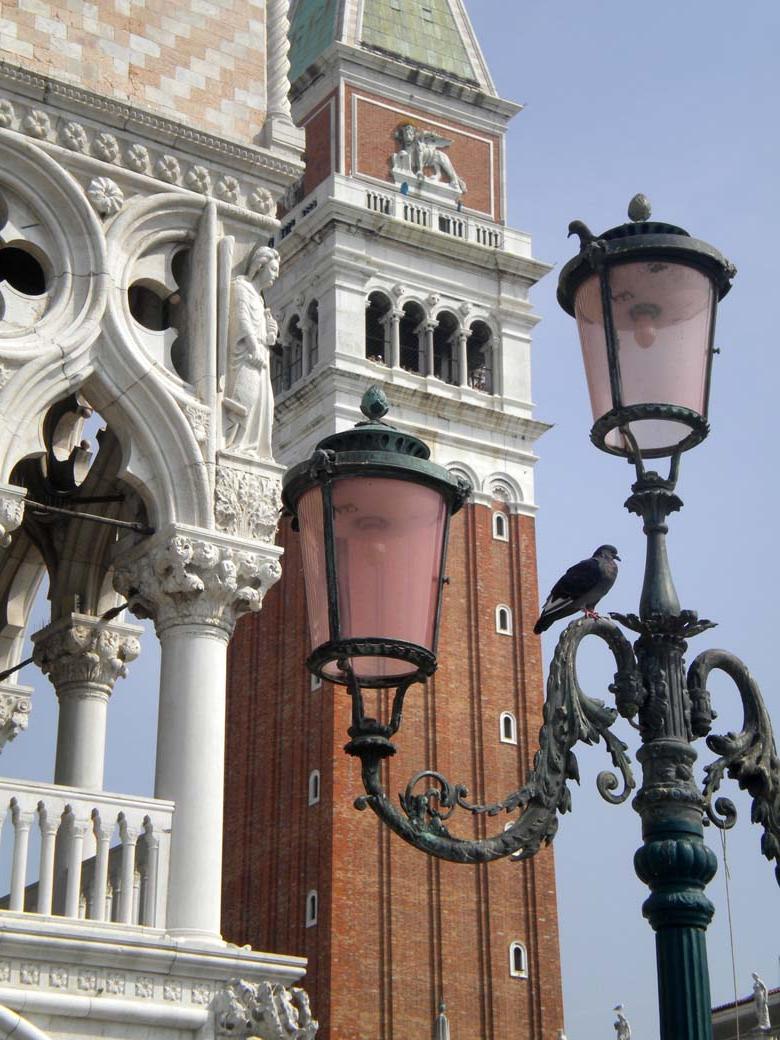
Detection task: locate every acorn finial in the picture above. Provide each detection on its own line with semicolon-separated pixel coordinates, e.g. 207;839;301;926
628;194;652;222
360;385;389;421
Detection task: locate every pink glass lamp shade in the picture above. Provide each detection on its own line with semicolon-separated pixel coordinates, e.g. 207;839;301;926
298;476;449;684
283;386;469;689
557;196;735;460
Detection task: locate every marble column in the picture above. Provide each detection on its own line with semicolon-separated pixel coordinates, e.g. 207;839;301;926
114;526;282;942
383;310;401;368
457;331;468;387
33;614;142;790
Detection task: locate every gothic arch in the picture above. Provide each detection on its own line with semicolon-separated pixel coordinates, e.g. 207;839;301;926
0;132;108;482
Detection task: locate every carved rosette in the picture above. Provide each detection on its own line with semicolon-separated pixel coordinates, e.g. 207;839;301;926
214;977;318;1040
32;615;142;695
113;531;282;636
0;487;26;548
214;466;281;543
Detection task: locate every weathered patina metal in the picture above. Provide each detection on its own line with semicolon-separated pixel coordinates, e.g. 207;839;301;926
282;386;469;688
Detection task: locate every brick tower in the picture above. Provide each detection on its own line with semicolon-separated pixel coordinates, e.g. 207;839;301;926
223;2;565;1038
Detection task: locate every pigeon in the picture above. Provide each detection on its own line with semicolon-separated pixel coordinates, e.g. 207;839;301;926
533;545;620;634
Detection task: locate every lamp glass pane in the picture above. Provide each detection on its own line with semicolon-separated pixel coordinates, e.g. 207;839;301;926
298;486;329;653
327;475;448;682
575;262;715;453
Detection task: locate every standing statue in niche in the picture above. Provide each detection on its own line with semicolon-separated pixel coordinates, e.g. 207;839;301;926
224;244;280;458
753;972;772;1032
613;1005;631;1040
391;123;467;193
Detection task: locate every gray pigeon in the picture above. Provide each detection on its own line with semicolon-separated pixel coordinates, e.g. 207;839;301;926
534;545;620;634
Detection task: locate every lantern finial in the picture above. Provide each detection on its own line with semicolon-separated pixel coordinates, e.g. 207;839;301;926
628;194;652;222
360;385;389;422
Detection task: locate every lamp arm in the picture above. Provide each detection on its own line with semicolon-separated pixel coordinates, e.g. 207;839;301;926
351;616;640;865
687;649;780;885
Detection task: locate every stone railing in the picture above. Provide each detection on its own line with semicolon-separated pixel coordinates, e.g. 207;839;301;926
275;174;533;258
0;779;173;929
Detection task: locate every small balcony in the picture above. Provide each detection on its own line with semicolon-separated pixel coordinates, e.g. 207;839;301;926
0;778;172;931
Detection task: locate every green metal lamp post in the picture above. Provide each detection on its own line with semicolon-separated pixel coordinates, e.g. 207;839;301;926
283;200;780;1040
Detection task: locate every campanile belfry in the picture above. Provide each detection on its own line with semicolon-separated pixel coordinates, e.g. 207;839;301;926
223;2;565;1038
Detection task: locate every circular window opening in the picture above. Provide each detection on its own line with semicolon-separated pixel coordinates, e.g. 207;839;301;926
128;283;171;331
0;246;47;296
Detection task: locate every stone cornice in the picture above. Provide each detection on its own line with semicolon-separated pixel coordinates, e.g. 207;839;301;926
0;61;304;184
291;43;522;124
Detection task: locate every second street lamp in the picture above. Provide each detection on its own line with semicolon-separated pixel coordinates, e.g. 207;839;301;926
283;199;780;1040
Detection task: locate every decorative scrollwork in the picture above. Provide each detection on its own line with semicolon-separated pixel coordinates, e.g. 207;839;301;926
687;649;780;884
352;616;639;864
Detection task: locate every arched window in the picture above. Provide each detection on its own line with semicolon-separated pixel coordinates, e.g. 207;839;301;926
308;769;321;805
467;320;493;393
509;941;528;978
492;511;508;541
496;604;513;635
366;291;392;364
285;315;304;388
305;889;318;927
399;300;425;373
499;711;517;745
306;299;319;371
433;310;458;385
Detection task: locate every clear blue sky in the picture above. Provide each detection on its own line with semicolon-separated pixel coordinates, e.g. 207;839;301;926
465;2;780;1037
2;4;778;1040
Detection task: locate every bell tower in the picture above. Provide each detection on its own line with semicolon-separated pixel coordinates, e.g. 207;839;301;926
223;1;565;1038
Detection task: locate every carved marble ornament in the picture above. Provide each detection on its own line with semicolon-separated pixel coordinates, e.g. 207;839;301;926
391;124;466;193
114;534;282;635
33;618;141;692
214;466;281;543
214;978;318;1040
223;245;280;459
0;489;26;548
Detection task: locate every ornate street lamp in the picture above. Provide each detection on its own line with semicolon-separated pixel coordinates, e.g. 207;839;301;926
284;200;780;1040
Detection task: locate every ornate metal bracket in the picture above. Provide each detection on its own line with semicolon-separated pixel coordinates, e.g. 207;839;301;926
348;616;639;864
687;649;780;885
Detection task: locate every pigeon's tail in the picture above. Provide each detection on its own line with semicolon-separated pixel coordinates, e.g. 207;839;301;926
533;598;575;634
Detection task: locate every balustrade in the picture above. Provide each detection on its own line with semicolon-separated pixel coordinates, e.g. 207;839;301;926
0;779;172;930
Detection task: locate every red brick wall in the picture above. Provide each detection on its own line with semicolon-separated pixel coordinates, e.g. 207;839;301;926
302;92;338;196
223;504;563;1040
344;85;503;220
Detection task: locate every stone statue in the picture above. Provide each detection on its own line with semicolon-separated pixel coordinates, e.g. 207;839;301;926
613;1005;631;1040
391;123;466;193
224;244;280;458
753;972;771;1031
435;1001;450;1040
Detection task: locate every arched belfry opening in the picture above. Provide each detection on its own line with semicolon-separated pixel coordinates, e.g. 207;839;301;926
366;291;392;364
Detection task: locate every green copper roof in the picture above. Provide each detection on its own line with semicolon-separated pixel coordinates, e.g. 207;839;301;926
288;0;339;84
288;0;481;86
361;0;477;82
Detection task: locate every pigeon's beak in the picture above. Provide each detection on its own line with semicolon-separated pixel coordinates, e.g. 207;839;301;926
615;554;621;561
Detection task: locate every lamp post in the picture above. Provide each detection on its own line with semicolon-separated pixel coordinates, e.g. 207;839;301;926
283;200;780;1040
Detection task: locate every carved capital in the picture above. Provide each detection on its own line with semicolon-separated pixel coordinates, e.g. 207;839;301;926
32;614;142;694
214;460;282;543
213;978;318;1040
0;681;33;749
0;485;26;548
113;526;282;636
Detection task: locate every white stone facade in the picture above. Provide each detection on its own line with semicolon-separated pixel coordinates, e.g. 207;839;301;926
0;5;314;1038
